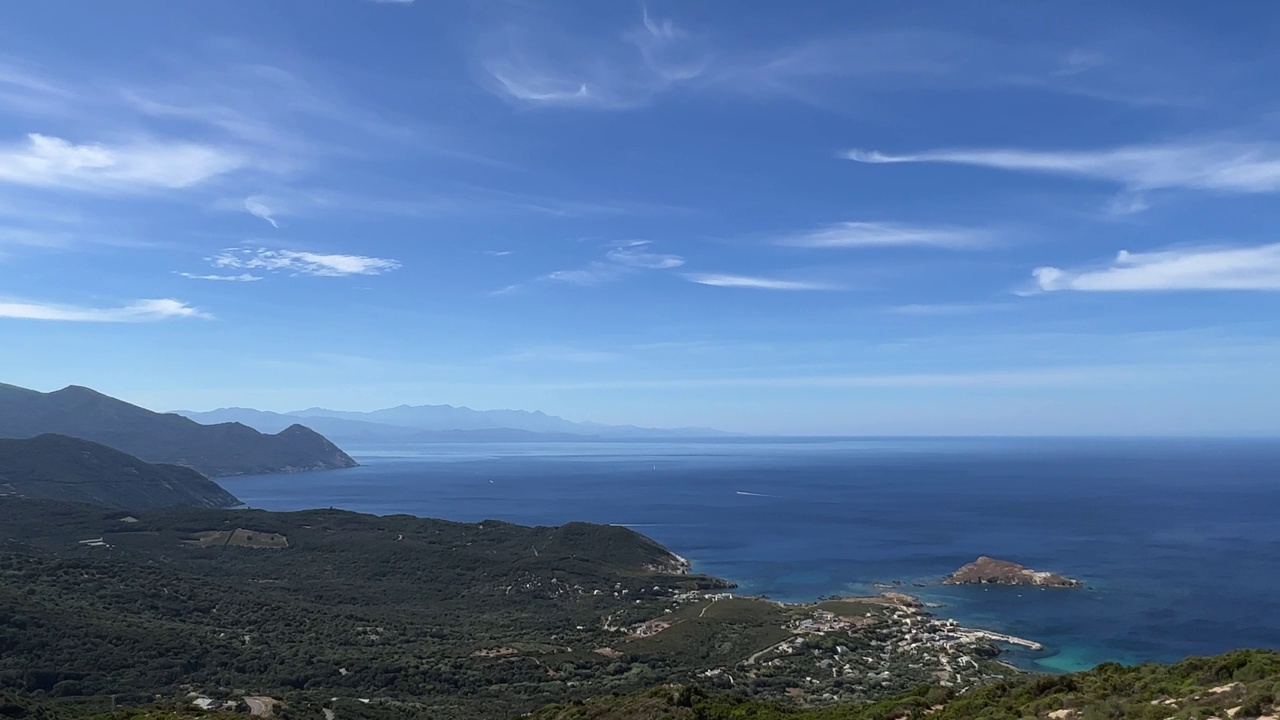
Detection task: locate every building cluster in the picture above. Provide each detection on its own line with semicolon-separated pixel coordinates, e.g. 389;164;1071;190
738;601;1014;705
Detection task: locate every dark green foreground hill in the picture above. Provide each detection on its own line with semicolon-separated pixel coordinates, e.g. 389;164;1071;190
0;383;356;477
535;651;1280;720
0;498;727;720
0;434;239;510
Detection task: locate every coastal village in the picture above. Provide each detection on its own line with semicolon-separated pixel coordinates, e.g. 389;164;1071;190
598;556;1073;705
664;591;1023;704
532;556;1055;705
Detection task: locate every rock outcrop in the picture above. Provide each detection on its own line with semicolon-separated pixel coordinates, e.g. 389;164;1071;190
942;556;1082;588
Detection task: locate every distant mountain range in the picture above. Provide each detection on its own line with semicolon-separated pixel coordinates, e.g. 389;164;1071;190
176;404;730;444
0;383;357;477
0;434;240;510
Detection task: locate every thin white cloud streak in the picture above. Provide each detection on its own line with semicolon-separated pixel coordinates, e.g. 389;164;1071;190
0;226;64;249
0;133;245;193
522;241;684;290
122;59;429;160
543;263;618;286
730;24;1233;111
1032;244;1280;292
489;283;522;296
719;29;963;99
0;63;74;116
488;68;590;105
10;52;434;167
0;298;207;322
483;250;513;257
782;221;991;249
244;196;279;228
479;9;706;109
210;248;401;277
178;272;262;282
845;142;1280;194
606;242;684;269
631;8;708;82
684;273;838;291
478;14;1219;113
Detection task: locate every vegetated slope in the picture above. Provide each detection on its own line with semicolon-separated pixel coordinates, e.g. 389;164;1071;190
0;434;239;510
0;499;729;720
0;383;356;477
533;650;1280;720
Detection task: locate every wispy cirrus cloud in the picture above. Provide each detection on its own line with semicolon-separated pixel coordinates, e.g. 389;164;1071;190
845;142;1280;195
684;273;838;291
243;195;280;228
120;57;427;161
206;248;401;277
545;240;686;285
605;241;684;269
497;240;684;294
0;297;207;322
543;264;619;286
0;62;75;116
177;272;262;282
545;241;684;285
0;51;451;226
782;221;991;249
476;7;1235;113
479;9;706;109
0;133;245;193
0;226;66;251
1030;244;1280;293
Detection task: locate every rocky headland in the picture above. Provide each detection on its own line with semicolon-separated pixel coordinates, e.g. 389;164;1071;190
942;556;1083;588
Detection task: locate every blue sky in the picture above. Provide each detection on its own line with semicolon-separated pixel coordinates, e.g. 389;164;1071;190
2;1;1280;435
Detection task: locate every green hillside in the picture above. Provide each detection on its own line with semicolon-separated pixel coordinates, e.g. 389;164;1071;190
0;434;239;510
534;650;1280;720
0;499;729;720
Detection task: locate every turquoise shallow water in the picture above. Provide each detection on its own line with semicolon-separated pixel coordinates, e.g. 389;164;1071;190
218;437;1280;673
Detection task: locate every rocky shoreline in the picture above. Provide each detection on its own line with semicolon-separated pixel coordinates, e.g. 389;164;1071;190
942;556;1083;588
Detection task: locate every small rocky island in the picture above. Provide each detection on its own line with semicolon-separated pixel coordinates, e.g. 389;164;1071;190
943;556;1083;588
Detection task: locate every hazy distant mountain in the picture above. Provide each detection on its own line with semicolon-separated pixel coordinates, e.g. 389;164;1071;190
177;403;728;443
0;383;357;477
0;434;240;510
172;407;420;440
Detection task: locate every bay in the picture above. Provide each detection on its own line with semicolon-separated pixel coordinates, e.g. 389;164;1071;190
218;437;1280;673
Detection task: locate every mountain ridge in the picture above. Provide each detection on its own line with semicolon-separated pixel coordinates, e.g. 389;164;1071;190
177;402;731;443
0;382;357;477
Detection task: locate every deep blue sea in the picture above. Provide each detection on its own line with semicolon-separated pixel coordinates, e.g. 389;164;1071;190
217;438;1280;673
